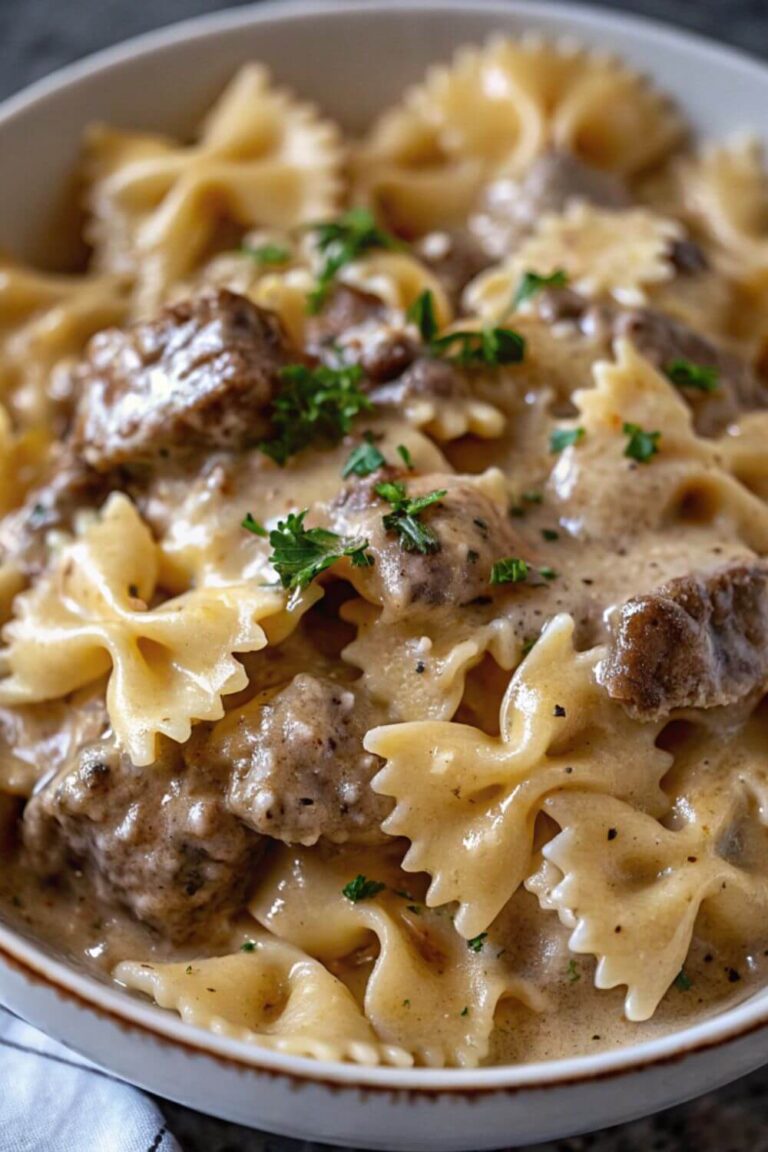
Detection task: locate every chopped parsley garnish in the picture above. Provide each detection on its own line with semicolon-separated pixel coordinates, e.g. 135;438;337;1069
674;969;693;992
241;242;291;266
343;433;386;478
523;490;543;504
539;565;558;581
375;480;446;554
431;326;525;367
396;443;414;470
240;941;257;953
342;874;386;903
541;528;560;541
512;268;569;310
522;636;538;656
307;208;401;313
407;289;439;344
261;363;372;464
467;932;488;954
664;358;719;393
567;959;581;983
460;1006;470;1017
623;422;661;463
407;288;525;367
185;965;194;975
490;557;529;585
241;513;268;537
403;998;411;1008
550;426;585;454
262;510;372;595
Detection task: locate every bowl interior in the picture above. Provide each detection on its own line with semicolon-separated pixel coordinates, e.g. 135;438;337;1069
3;0;768;1091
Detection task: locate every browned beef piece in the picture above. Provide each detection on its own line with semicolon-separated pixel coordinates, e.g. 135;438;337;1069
331;472;528;616
414;230;491;308
600;564;768;719
23;731;263;942
70;289;288;472
534;288;768;437
306;285;418;383
0;456;108;575
472;149;631;257
222;675;391;846
370;355;470;407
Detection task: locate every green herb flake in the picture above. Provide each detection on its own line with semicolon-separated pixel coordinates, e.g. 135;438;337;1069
539;565;558;581
261;362;372;465
241;242;291;267
674;969;693;992
242;513;268;537
623;422;661;463
431;326;525;368
664;359;719;393
460;1006;470;1017
343;433;386;478
307;208;401;313
407;289;439;344
550;426;585;454
240;941;257;953
567;959;581;983
376;480;446;555
396;443;414;471
342;874;386;903
522;490;543;504
491;557;529;585
541;528;560;542
403;998;411;1008
185;965;194;976
262;509;372;596
522;636;538;656
512;268;569;310
406;904;422;915
467;932;488;954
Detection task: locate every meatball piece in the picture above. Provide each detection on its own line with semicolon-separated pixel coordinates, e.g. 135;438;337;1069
471;149;632;258
331;472;529;617
71;289;288;472
220;675;391;846
600;563;768;720
23;733;262;943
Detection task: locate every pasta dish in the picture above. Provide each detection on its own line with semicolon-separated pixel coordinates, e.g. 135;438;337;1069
2;37;768;1069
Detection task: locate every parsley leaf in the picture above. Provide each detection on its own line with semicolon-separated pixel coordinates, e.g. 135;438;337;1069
467;932;488;953
307;208;401;313
263;510;372;594
240;941;257;953
623;422;661;463
241;242;291;266
490;557;529;585
550;426;585;454
342;874;386;903
241;513;268;537
407;289;439;344
431;326;525;367
376;481;446;554
397;443;414;470
674;969;693;991
343;433;386;478
261;363;372;465
664;358;719;393
539;565;558;581
567;959;581;983
512;268;569;310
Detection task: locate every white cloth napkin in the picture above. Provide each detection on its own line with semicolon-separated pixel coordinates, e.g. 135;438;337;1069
0;1006;182;1152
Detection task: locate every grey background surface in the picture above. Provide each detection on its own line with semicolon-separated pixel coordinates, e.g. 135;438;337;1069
4;0;768;1149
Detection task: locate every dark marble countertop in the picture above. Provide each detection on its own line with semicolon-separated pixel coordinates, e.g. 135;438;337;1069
3;0;768;1148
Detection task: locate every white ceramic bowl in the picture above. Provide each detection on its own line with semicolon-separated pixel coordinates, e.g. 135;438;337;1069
3;3;768;1147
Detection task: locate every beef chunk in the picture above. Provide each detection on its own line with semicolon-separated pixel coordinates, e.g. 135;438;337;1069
71;289;287;472
414;230;491;308
0;456;108;575
306;285;419;384
331;472;528;617
533;288;767;437
600;563;768;719
23;732;262;942
221;675;391;845
371;355;470;408
471;149;632;258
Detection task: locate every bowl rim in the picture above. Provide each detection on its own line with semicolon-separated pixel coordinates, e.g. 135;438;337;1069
3;0;768;1095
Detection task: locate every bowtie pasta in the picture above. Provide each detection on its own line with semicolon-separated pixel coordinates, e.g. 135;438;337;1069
2;37;768;1072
